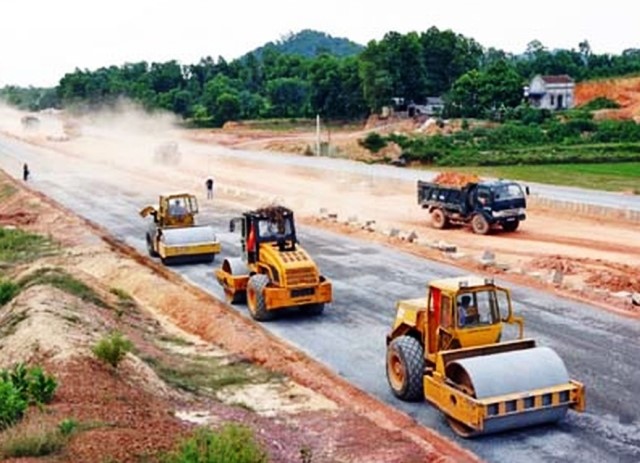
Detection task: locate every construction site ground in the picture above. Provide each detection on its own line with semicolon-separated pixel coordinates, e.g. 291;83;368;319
0;173;475;462
0;100;639;462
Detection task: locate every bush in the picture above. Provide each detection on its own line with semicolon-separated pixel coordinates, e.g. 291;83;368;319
0;280;19;306
0;381;27;430
92;332;133;368
0;364;58;407
580;97;620;111
162;424;268;463
358;132;387;153
57;418;78;437
26;366;58;404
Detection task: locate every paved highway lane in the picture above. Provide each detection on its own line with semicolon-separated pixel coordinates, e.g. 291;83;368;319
1;136;639;462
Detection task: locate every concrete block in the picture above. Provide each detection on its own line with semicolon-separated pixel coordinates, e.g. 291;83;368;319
406;231;419;243
612;291;632;299
479;249;495;266
327;213;338;221
438;242;457;253
550;269;564;286
495;262;511;271
362;220;376;232
448;252;467;260
387;228;400;238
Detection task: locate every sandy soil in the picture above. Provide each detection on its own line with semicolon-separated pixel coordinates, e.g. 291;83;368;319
0;172;476;462
181;126;640;317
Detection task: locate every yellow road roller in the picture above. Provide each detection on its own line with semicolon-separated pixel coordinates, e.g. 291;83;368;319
140;193;220;265
215;205;332;321
386;276;585;437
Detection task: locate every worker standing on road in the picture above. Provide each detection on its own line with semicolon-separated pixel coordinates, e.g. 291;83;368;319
23;163;30;181
205;177;214;199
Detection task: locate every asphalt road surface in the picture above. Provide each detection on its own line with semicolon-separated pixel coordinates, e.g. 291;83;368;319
1;135;639;462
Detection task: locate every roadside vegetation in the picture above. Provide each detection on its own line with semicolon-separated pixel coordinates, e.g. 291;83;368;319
440;162;640;192
162;424;268;463
360;107;640;191
0;363;69;459
142;352;281;395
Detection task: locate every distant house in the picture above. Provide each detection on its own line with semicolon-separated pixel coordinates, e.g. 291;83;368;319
408;97;445;117
524;75;575;110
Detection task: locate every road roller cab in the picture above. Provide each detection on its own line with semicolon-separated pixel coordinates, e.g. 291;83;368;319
386;276;585;437
140;193;221;265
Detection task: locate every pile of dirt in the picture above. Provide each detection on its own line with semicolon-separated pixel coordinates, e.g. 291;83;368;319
586;271;639;293
432;171;481;187
529;256;580;275
575;77;640;121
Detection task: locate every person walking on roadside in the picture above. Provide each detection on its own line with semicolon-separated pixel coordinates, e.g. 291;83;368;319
205;177;214;199
23;163;30;181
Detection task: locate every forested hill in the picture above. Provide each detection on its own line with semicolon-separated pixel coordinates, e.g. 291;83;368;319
248;29;364;59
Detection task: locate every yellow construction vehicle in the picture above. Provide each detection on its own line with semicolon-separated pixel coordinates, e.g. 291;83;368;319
139;193;220;265
386;276;585;437
215;205;332;321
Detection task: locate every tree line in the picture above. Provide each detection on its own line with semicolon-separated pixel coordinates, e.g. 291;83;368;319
3;27;640;124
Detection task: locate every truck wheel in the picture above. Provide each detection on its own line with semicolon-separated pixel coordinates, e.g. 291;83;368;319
386;336;425;401
502;220;520;232
247;274;274;321
146;234;159;257
431;209;448;229
471;214;490;235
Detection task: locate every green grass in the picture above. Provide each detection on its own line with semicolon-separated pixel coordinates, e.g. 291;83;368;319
18;268;107;308
0;184;17;201
0;228;57;264
157;334;194;347
142;354;280;395
437;162;640;192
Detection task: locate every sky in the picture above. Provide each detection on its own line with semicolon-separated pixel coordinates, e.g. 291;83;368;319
1;0;638;87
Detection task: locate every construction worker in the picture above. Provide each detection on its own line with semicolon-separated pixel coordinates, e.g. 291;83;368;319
457;295;471;327
205;177;214;199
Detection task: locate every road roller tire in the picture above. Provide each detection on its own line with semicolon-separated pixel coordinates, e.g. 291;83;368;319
306;303;325;316
386;336;425;401
225;289;246;305
247;274;274;321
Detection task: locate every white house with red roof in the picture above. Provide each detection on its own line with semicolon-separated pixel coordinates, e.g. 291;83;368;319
524;75;575;110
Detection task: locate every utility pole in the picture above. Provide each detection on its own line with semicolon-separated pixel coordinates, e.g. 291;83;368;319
316;114;321;156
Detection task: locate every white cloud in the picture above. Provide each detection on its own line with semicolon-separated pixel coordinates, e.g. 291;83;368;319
1;0;638;87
